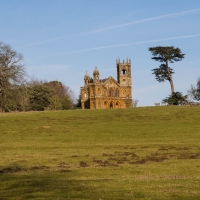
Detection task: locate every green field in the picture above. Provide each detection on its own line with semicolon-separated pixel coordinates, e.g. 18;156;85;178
0;107;200;200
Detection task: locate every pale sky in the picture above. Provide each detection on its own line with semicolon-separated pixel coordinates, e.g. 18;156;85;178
1;0;200;106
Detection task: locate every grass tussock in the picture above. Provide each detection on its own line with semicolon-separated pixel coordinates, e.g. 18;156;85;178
0;106;200;199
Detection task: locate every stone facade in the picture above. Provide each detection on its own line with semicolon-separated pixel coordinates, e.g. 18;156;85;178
80;58;132;109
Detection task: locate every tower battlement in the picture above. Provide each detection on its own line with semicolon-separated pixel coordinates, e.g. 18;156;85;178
116;58;131;65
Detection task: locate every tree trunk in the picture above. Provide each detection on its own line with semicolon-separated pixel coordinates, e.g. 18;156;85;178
169;77;175;94
166;60;175;94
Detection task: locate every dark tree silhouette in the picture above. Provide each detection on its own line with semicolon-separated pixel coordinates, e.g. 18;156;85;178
149;46;185;94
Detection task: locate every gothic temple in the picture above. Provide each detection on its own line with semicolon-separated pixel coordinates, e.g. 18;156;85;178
80;58;132;109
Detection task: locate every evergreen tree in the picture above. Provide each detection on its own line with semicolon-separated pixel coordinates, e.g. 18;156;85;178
149;46;185;94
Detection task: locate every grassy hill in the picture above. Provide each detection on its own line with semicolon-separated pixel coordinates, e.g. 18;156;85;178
0;107;200;199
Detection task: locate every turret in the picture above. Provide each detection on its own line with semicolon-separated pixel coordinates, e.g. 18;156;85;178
84;71;90;86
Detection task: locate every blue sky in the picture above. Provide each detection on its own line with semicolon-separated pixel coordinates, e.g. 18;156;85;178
1;0;200;106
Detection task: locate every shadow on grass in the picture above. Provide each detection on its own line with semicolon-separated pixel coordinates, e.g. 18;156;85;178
0;170;94;199
0;169;147;200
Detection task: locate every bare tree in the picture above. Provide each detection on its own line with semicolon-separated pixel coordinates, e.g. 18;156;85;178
0;42;25;112
188;77;200;101
132;99;138;107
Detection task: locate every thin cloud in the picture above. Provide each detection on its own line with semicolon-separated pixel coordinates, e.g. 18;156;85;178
92;8;200;33
17;8;200;48
40;34;200;57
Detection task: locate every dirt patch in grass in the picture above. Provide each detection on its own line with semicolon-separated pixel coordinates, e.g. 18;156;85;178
71;155;79;157
102;153;115;157
141;146;150;149
88;149;200;167
175;147;190;150
93;159;118;167
130;159;147;164
131;153;139;158
93;159;102;164
79;161;89;168
30;166;50;170
178;153;200;159
60;169;71;173
107;157;117;161
58;162;70;168
0;167;23;173
130;154;168;165
0;165;52;173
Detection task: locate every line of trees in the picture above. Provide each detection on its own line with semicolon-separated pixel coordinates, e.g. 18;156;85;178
0;41;75;112
149;46;199;105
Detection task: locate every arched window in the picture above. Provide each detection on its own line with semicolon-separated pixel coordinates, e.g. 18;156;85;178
116;102;120;108
84;93;87;98
110;102;114;108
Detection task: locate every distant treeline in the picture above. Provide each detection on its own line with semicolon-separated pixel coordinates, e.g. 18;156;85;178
0;41;76;112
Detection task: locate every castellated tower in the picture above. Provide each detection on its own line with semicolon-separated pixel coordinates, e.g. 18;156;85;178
116;58;132;86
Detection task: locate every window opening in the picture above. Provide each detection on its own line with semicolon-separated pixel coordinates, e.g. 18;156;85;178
122;70;126;74
110;102;113;108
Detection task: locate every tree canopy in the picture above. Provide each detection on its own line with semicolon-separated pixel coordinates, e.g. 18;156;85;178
0;42;25;112
149;46;185;94
0;41;76;112
162;92;188;105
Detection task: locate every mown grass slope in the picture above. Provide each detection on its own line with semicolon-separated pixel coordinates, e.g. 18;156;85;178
0;106;200;199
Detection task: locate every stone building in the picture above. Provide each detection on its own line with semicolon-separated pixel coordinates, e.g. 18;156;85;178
80;58;132;109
